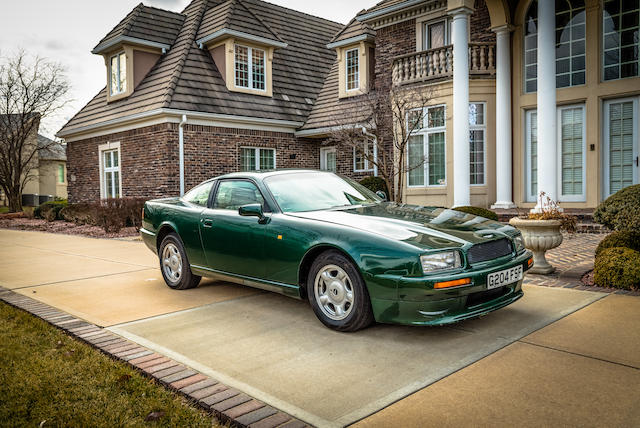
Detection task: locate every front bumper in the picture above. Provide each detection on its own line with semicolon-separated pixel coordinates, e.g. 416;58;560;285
370;250;532;326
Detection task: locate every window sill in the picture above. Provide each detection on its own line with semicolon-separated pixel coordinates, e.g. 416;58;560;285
231;85;271;97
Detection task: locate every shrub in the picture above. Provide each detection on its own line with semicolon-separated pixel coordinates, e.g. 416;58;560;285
595;231;640;256
593;247;640;290
59;203;96;225
34;200;67;219
94;198;146;233
594;184;640;231
452;206;498;221
359;176;389;197
44;204;65;222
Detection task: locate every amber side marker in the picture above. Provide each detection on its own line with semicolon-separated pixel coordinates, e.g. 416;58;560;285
434;278;472;289
527;258;534;268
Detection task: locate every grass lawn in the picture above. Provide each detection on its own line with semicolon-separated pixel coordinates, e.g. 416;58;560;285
0;301;221;427
0;206;9;214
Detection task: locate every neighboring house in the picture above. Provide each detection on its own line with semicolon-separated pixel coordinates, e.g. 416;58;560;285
37;135;68;201
58;0;640;210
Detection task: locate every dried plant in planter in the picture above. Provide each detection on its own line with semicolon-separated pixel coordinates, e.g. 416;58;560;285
526;192;577;234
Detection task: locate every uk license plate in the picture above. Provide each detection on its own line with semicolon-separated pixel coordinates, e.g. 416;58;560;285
487;265;523;290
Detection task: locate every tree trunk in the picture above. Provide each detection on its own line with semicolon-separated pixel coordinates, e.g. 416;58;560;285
7;190;22;213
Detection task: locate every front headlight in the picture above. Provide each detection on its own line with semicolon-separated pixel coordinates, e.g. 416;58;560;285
513;234;525;253
421;251;462;273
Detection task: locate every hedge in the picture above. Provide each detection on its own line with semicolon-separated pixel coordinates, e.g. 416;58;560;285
594;184;640;231
595;231;640;257
593;247;640;290
452;206;499;221
34;200;67;220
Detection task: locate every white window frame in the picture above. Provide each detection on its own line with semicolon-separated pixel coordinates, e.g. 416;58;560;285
109;52;126;95
406;104;447;188
345;47;360;92
98;141;122;199
240;147;276;171
320;147;337;172
234;44;267;92
469;102;487;187
525;109;537;202
602;0;640;82
603;97;639;198
557;104;587;202
423;18;450;50
353;140;375;172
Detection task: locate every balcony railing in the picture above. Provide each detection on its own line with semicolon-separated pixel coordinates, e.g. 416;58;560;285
392;42;496;86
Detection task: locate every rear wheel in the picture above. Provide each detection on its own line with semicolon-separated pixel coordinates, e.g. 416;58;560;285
159;233;201;290
307;250;374;332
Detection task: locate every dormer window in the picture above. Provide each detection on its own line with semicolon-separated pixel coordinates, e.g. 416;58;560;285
234;44;266;91
109;52;127;96
346;48;360;91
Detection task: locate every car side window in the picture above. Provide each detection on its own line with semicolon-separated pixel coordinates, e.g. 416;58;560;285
213;180;265;211
183;181;214;207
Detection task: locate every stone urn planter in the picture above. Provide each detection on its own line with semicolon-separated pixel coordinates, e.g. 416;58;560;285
509;218;563;274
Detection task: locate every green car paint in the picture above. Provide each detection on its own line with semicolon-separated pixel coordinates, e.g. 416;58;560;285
141;170;533;326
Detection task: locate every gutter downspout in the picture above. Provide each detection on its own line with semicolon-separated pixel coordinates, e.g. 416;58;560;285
361;126;378;177
179;114;187;196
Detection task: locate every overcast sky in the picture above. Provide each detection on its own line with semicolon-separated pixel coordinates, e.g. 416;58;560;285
1;0;377;139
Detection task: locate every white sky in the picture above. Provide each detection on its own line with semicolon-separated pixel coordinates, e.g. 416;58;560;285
1;0;377;139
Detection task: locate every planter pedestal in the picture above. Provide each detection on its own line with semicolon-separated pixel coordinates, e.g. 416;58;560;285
509;218;563;274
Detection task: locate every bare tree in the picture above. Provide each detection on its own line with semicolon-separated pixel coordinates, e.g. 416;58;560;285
0;51;69;212
327;86;433;203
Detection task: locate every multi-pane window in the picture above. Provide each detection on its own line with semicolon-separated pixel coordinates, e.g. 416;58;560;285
320;148;337;172
354;141;374;172
424;20;449;50
346;48;359;91
241;147;275;171
603;0;640;81
524;0;586;93
559;106;585;199
110;52;127;95
57;164;65;183
102;149;120;198
469;103;486;186
407;105;446;187
605;100;637;195
235;45;266;90
525;111;539;201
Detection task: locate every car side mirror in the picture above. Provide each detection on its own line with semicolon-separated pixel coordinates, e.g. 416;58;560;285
239;204;268;223
376;190;387;201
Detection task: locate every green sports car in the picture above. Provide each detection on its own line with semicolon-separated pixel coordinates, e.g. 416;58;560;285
140;170;533;332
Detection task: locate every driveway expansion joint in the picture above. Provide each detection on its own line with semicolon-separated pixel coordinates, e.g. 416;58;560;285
0;286;309;428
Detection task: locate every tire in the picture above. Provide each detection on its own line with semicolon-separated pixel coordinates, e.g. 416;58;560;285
307;250;374;332
159;233;201;290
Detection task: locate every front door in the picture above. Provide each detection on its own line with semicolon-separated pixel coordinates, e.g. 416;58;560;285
200;179;267;278
604;98;639;198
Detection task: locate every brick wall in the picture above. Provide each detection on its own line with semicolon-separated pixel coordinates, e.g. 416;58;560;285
66;122;322;202
373;19;417;94
471;0;496;43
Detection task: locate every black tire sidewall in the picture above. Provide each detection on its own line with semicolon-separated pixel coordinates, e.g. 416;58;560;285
307;250;373;332
159;233;198;290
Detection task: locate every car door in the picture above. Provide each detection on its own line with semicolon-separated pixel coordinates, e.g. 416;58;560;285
199;179;267;278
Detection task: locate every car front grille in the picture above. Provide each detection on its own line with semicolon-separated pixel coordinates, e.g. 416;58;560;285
466;238;512;265
466;286;510;308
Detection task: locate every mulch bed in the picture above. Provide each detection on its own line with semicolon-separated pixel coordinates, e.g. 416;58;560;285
0;217;138;239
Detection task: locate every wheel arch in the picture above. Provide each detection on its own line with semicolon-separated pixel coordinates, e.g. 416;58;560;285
156;222;180;253
298;244;364;299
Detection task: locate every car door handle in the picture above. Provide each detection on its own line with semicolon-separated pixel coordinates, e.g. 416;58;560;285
202;219;214;228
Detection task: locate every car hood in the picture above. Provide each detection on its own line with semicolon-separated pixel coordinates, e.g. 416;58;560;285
287;203;517;250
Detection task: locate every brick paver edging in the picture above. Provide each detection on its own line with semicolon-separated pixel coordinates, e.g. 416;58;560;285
0;287;308;428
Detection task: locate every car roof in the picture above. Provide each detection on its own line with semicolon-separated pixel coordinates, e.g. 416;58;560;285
215;169;329;181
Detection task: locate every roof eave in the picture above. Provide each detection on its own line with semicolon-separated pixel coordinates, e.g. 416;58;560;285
356;0;427;22
196;29;288;49
91;35;171;55
326;34;375;49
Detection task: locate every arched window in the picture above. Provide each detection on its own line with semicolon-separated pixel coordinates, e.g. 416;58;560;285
523;0;586;93
603;0;640;81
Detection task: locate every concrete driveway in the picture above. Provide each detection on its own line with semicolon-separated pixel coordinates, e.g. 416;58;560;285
2;229;639;427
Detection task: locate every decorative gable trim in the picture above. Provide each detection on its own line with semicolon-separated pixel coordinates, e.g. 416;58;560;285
196;29;287;49
357;0;446;30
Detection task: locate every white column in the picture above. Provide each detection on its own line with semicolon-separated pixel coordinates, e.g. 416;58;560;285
491;25;516;209
450;6;473;207
535;0;558;210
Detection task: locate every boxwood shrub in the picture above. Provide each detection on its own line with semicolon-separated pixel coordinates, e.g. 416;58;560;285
595;231;640;256
59;203;96;225
594;184;640;231
34;200;67;220
594;247;640;290
452;206;499;221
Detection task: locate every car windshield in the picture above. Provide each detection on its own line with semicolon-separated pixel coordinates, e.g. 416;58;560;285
264;172;382;213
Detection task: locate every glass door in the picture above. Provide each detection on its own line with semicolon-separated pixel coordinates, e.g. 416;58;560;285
603;98;639;198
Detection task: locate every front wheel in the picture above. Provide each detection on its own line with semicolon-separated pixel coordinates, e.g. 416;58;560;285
307;250;374;332
159;233;201;290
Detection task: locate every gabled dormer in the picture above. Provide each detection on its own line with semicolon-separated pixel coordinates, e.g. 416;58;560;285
195;0;287;97
91;3;185;102
327;16;376;98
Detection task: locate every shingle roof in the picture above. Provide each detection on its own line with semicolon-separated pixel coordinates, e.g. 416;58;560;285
37;134;66;161
92;3;186;53
196;0;284;45
328;15;375;46
59;0;342;137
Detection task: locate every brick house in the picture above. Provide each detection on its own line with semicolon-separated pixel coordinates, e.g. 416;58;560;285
59;0;640;210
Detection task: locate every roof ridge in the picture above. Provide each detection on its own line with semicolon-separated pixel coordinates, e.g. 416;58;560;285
124;3;145;36
236;0;284;43
163;0;210;106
